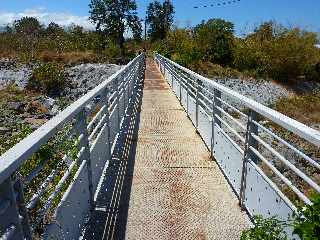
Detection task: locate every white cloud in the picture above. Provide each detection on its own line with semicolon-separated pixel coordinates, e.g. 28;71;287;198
0;7;95;29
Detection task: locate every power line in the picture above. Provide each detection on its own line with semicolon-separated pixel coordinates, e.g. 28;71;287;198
193;0;241;9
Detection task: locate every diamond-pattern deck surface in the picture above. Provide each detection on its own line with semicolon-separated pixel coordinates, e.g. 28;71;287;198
123;59;250;239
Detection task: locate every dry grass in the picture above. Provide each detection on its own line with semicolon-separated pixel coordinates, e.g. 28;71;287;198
273;91;320;126
38;50;98;65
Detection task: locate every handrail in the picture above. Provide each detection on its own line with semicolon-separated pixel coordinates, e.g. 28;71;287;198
0;54;142;184
0;53;145;239
155;52;319;238
155;53;320;146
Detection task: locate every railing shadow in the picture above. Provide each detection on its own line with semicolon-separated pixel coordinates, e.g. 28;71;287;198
82;72;144;240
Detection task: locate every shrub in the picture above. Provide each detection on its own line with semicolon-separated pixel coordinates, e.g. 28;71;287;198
28;63;67;96
194;18;235;66
188;61;241;78
240;216;288;240
232;22;320;83
293;194;320;240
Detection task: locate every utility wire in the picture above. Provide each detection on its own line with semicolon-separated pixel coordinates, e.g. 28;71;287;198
193;0;241;9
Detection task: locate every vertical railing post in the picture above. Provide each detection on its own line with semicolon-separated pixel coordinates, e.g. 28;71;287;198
102;87;112;158
195;78;200;128
211;88;222;156
186;76;189;115
171;64;174;88
76;109;94;209
0;178;24;240
179;70;182;103
115;75;121;131
14;175;32;239
239;110;258;209
123;73;126;118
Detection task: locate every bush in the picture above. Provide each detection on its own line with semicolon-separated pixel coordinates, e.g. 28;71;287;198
293;194;320;239
241;194;320;240
28;63;67;96
232;22;320;82
241;216;288;240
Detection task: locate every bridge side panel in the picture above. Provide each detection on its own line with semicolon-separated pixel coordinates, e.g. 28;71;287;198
213;128;244;195
109;107;118;145
187;97;197;126
44;160;90;239
180;86;188;110
197;106;212;148
90;123;110;192
244;161;297;237
244;162;294;218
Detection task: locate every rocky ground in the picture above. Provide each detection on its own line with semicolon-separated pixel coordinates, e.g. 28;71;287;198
214;78;292;107
0;59;122;154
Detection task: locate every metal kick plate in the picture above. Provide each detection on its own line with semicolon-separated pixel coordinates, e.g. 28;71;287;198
213;128;243;195
109;107;118;144
44;161;90;239
90;123;110;192
197;106;212;148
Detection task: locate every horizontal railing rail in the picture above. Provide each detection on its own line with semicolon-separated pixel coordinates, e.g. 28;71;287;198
155;53;320;238
0;53;145;239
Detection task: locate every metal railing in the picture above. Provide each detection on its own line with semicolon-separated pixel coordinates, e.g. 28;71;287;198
0;53;145;239
155;53;320;237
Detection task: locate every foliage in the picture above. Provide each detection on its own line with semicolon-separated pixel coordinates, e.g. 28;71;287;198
274;91;320;125
14;17;43;36
89;0;142;54
28;63;67;96
233;21;320;82
194;18;235;66
293;194;320;239
0;16;143;63
0;124;33;156
241;216;288;240
45;22;64;36
146;0;175;41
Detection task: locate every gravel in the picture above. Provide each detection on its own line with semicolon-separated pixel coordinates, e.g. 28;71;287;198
0;59;32;89
0;58;122;101
66;63;122;101
0;59;122;132
213;78;292;108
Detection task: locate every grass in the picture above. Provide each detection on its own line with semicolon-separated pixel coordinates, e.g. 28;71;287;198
38;50;99;65
259;91;320;204
273;91;320;126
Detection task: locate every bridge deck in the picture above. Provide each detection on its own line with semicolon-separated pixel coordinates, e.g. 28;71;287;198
122;60;250;239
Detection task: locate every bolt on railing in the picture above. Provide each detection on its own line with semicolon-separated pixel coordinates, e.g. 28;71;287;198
0;54;145;239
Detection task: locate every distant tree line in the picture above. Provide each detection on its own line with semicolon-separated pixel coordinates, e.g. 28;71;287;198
150;16;320;83
0;0;319;84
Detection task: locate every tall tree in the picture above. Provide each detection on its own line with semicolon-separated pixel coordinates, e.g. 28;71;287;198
14;17;42;36
46;22;64;36
194;18;234;66
89;0;142;56
14;17;43;59
146;0;174;41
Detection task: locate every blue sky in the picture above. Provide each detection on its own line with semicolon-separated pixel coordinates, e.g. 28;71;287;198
0;0;319;35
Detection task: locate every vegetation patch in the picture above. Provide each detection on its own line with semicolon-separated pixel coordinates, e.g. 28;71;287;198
241;194;320;240
27;63;68;96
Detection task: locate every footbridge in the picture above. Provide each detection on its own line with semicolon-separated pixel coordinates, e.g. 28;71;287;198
0;53;319;239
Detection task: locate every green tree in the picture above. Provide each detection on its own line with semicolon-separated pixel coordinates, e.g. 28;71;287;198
14;17;42;36
14;17;43;59
46;22;64;36
194;18;234;66
89;0;142;56
146;0;175;41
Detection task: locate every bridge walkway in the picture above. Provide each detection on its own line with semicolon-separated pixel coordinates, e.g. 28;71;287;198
121;59;250;239
84;59;250;239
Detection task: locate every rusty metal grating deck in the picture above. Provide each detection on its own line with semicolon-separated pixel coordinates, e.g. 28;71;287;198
123;59;250;239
